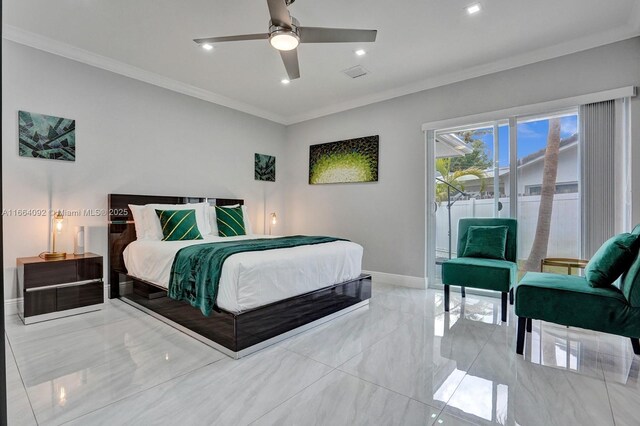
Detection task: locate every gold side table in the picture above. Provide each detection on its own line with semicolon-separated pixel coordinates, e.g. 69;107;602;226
540;258;589;275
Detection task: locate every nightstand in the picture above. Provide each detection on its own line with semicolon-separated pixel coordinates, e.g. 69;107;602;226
18;253;104;324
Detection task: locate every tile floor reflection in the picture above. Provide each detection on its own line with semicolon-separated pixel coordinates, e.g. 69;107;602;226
4;283;638;425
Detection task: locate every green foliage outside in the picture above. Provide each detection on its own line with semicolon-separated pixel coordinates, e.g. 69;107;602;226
449;129;493;172
449;138;492;172
436;158;486;203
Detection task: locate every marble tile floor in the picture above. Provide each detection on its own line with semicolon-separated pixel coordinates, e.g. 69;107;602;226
4;282;640;426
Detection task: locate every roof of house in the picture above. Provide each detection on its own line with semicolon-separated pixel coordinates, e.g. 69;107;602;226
517;133;578;167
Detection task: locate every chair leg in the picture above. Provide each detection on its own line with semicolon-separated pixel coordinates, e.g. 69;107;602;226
461;286;466;298
501;292;507;322
526;318;532;333
444;285;450;312
509;288;514;305
632;338;640;355
516;317;527;355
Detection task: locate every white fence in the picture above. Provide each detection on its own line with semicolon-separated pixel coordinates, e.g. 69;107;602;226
436;193;580;261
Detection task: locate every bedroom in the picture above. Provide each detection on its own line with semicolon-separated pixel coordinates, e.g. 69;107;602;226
2;0;640;425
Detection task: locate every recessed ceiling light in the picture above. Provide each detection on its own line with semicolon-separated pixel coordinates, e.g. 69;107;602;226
355;49;366;56
281;79;290;85
466;3;481;15
202;43;213;51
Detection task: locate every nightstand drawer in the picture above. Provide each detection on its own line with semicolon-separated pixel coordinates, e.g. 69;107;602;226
77;257;103;281
24;262;77;289
24;288;57;317
57;281;103;311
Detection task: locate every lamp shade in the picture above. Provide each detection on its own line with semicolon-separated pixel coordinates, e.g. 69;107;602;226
44;210;67;260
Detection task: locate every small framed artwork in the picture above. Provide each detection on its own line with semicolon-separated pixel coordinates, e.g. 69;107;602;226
309;135;379;184
19;111;76;161
255;153;276;182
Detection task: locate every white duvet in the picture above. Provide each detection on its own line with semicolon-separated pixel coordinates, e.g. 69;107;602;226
123;234;363;313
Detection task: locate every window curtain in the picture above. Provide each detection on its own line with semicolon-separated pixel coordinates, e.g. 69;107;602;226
579;100;616;258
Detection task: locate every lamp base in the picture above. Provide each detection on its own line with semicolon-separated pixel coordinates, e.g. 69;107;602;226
43;252;67;260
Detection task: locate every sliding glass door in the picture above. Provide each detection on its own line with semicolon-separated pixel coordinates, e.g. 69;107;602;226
431;122;509;282
516;111;581;274
427;109;581;286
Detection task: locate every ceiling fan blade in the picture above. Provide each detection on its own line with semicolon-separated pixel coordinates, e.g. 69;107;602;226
299;27;377;43
193;34;269;44
280;49;300;80
267;0;292;27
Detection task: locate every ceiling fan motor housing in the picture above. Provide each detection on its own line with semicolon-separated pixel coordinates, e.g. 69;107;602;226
269;16;300;33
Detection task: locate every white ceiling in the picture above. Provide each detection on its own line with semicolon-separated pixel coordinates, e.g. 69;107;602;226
4;0;640;124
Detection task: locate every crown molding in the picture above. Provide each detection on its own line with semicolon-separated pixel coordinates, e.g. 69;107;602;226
3;23;639;127
2;25;289;125
284;24;640;125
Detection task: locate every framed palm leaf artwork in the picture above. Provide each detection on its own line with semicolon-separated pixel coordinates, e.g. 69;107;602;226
255;153;276;182
19;111;76;161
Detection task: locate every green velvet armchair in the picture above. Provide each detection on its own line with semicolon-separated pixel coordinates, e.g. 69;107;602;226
516;224;640;356
442;218;518;322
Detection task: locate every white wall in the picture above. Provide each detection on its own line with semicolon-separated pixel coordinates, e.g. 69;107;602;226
2;40;287;300
284;37;640;280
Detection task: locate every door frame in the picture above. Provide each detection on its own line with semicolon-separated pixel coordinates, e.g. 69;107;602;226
426;121;512;286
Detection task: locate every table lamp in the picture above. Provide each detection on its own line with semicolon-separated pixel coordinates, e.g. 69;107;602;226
269;212;277;235
44;210;67;260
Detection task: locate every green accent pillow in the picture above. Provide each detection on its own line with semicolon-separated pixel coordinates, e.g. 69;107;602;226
215;206;246;237
462;225;509;260
585;233;640;288
155;209;203;241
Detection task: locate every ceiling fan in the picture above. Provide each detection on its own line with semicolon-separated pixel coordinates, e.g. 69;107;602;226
193;0;377;80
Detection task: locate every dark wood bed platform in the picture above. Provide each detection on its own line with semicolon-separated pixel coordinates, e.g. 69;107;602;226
108;194;371;359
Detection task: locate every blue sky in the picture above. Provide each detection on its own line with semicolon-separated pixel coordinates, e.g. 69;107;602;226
474;115;578;167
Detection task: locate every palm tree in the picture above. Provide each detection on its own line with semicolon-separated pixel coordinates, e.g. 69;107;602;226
435;158;486;203
524;117;561;272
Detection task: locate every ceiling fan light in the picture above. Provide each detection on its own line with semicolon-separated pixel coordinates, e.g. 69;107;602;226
270;32;300;51
202;43;214;51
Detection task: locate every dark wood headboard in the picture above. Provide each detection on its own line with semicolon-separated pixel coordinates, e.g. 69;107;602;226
108;194;243;299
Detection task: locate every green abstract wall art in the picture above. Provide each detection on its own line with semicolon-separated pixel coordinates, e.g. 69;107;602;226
309;135;379;184
255;153;276;182
19;111;76;161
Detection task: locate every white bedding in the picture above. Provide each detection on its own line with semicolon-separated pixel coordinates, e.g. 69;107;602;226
123;234;363;313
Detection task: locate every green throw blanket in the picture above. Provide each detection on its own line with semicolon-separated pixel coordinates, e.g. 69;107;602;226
168;235;346;316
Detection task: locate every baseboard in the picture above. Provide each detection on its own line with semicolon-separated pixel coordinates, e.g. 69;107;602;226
362;270;427;289
4;298;20;316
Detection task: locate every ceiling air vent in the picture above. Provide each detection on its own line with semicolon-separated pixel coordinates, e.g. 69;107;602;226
343;65;369;79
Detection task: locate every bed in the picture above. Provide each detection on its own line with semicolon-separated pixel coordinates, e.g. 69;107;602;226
108;194;371;358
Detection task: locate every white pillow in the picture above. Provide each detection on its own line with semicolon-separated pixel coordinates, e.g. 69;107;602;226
145;203;210;240
128;204;150;240
208;204;253;235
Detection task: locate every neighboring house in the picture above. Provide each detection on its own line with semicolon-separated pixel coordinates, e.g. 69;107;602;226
450;133;579;198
